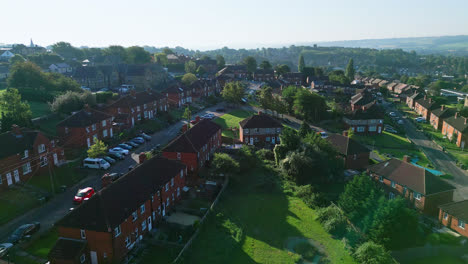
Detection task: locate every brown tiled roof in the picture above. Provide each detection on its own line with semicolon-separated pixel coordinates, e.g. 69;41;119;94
57;109;112;128
444;115;468;133
439;200;468;222
239;114;283;129
163;119;222;153
409;92;425;100
367;158;455;195
56;157;186;231
164;83;187;94
48;238;87;261
345;104;384;120
350;90;375;106
431;107;456;119
326;134;369;156
415;97;439;110
387;82;399;89
107;91;164;109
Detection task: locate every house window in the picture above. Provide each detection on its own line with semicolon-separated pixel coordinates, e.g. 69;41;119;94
266;137;270;142
144;111;148;118
166;198;170;207
414;192;422;200
132;211;138;221
276;128;281;133
459;220;465;229
22;162;31;175
391;181;396;188
80;254;86;263
125;236;131;247
137;106;141;111
177;187;180;197
40;156;48;167
103;129;108;137
444;212;448;220
140;204;145;214
23;150;29;159
80;229;86;239
137;114;141;121
158;206;161;214
177;153;181;160
65;127;69;134
142;220;147;231
38;144;46;153
86;127;90;133
244;129;249;134
171;178;174;187
92;124;96;131
131;108;135;113
368;126;377;132
165;183;169;191
144;104;147;109
357;126;365;132
379;176;383;182
172;193;175;202
180;169;184;178
102;120;107;127
114;225;121;237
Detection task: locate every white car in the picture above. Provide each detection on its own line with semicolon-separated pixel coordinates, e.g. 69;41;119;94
109;147;129;156
83;158;111;170
318;131;328;139
389;112;397;117
414;117;426;123
0;243;13;257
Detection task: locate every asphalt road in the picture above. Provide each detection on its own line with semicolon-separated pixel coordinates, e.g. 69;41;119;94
0;103;226;242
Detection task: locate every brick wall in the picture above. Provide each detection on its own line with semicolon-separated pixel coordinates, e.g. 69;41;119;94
439;209;468;238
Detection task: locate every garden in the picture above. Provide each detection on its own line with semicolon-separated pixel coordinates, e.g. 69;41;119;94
212;109;254;138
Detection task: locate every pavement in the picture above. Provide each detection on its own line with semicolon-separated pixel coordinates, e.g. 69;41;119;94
0;103;226;242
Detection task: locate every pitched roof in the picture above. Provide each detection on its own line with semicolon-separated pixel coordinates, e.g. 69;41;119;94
57;157;186;231
431;106;456;119
350;90;375;106
254;69;274;75
444;115;468;133
239;114;283;129
217;65;248;75
48;238;87;260
394;83;409;92
409;92;425;100
163;119;222;153
164;83;187;94
415;97;439;110
345;104;384;120
282;72;303;78
387;82;399;89
326;134;369;156
107;91;165;109
439;200;468;222
57;108;112;128
367;158;455;195
0;129;40;159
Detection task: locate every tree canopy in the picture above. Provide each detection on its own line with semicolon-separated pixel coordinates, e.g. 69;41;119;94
87;140;108;158
0;88;32;131
221;82;245;105
243;56;257;73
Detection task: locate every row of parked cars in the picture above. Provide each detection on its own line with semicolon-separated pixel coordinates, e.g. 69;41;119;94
83;133;152;170
0;222;41;257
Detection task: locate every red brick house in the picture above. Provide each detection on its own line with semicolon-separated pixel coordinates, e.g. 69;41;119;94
439;200;468;238
406;91;425;109
326;131;370;170
217;65;248;79
430;106;455;131
386;82;399;92
393;83;410;94
350;89;375;111
48;238;89;264
239;113;283;145
0;125;66;192
414;96;439;120
280;72;304;86
343;104;384;134
162;119;222;176
57;108;114;148
442;113;468;148
164;83;192;108
253;69;275;82
105;90;168;128
51;157;187;264
368;157;455;216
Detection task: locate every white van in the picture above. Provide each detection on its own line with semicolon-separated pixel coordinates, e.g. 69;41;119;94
83;158;111;170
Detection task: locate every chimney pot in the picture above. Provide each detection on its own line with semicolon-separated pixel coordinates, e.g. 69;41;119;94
403;155;411;163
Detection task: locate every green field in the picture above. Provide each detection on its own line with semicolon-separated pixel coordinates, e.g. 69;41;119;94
0;89;50;118
181;167;356;264
213;109;254;138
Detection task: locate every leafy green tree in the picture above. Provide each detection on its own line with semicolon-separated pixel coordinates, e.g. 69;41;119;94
329;70;350;85
0;88;32;131
185;61;197;74
243;56;257;73
182;106;192;126
212;153;239;175
293;89;328;122
10;54;25;65
126;46;151;64
345;58;355;81
275;64;290;76
50;91;96;114
216;55;225;70
279;127;301;150
221;82;245;105
181;73;197;85
103;45;127;65
196;66;207;76
281;86;298;113
162;47;174;54
298;54;305;73
7;61;45;89
258;86;274;111
354;242;394;264
259;60;272;70
51;42;84;60
154;53;168;65
298;122;312;137
87;140;108;158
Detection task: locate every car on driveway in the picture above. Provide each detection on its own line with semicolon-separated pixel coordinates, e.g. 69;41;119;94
109;147;129;156
102;156;116;164
108;152;125;160
7;223;40;244
73;187;95;204
414;117;426;123
389;112;397;117
0;243;13;257
126;141;139;148
318;131;328;138
118;143;133;150
138;133;152;141
132;137;145;144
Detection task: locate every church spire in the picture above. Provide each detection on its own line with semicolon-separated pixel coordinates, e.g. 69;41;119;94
30;39;34;48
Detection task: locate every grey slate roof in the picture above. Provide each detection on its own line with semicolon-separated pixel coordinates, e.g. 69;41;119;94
439;200;468;222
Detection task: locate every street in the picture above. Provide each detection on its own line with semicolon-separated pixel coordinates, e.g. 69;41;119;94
0;104;226;242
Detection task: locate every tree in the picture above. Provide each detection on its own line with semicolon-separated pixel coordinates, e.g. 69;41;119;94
51;42;84;60
154;53;168;65
298;54;305;73
50;91;96;114
279;127;301;150
259;60;272;70
182;106;192;126
103;45;127;65
126;46;151;64
162;47;174;54
243;56;257;73
0;88;32;131
181;73;197;86
10;54;25;65
354;242;394;264
212;153;239;175
275;64;290;76
282;86;298;113
196;66;207;76
221;82;245;105
216;55;225;70
298;122;312;137
258;86;274;112
345;58;355;81
329;70;350;85
87;140;108;158
280;151;316;184
185;61;197;74
293;89;328;122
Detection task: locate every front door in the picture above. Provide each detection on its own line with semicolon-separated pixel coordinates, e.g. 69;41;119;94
250;137;253;145
6;173;12;186
90;251;98;264
13;170;19;183
378;126;382;134
272;137;275;144
131;117;135;127
53;153;58;165
87;138;91;148
148;216;152;231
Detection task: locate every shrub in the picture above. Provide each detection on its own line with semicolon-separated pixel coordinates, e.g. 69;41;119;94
256;149;274;161
50;91;96;114
317;205;347;237
294;185;327;208
212;153;240;175
96;91;117;104
238;145;257;172
353;241;394;264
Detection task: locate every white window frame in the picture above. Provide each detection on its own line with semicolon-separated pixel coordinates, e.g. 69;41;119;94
180;169;184;178
165;183;169;191
22;162;31;175
114;225;121;237
444;212;448;220
103;129;108;138
23;150;29;159
142;220;147;231
92;124;97;131
459;220;465;229
140;204;145;214
415;192;422;200
391;181;396;188
132;211;138;222
177;187;180;197
171;178;174;187
80;229;86;239
38;144;46;153
102;120;106;127
80;254;86;263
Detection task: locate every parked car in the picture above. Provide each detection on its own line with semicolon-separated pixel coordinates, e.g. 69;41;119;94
201;114;214;120
108;152;125;160
73;187;95;204
126;141;139;147
102;156;116;164
397;119;404;125
389;112;397;117
118;143;133;150
190;119;199;125
384;127;398;133
415;117;426;123
138;133;152;141
7;223;40;244
109;147;129;156
83;158;110;170
132;137;145;144
216;108;225;112
318;131;328;139
0;243;13;257
107;172;122;181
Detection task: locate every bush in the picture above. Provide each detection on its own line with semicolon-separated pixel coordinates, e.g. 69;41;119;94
50;91;96;114
353;241;394;264
316;205;347;236
96;91;117;104
256;149;274;161
212;153;240;175
294;185;327;209
238;145;257;172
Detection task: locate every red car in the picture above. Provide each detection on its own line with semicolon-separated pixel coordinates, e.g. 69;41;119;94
73;187;95;204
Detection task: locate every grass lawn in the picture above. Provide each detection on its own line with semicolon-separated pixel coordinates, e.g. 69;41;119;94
29;101;51;118
24;227;59;258
28;161;86;193
181;167;356;264
0;188;41;226
139;245;180;263
213;109;254;138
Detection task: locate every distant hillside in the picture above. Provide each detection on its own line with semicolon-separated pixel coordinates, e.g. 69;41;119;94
313;35;468;55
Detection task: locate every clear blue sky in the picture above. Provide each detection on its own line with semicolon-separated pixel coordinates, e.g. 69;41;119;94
2;0;468;50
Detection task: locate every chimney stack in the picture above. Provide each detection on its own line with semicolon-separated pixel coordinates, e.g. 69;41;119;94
455;112;459;119
403;155;411;163
342;130;349;137
424;95;427;100
429;98;432;103
441;105;444;111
